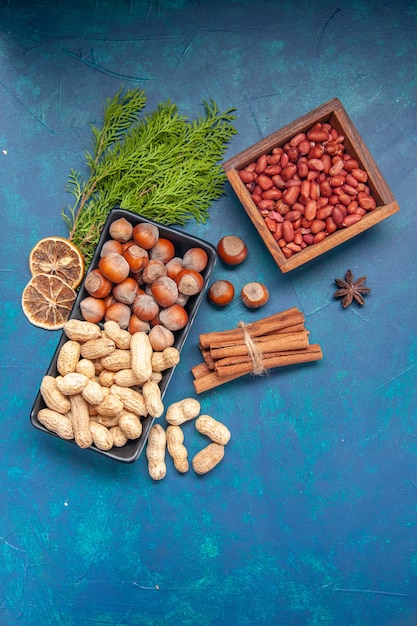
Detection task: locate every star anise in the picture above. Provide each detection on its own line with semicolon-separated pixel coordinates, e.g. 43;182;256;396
334;269;371;308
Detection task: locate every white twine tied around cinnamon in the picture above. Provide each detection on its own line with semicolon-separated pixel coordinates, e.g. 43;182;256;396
237;321;268;376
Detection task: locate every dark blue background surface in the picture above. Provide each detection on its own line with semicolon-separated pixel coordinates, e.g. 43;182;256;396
1;1;416;625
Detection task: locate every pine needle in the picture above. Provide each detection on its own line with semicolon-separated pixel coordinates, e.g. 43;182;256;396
62;88;237;266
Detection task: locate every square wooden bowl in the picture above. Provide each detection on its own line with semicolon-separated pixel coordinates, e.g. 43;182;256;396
223;98;399;272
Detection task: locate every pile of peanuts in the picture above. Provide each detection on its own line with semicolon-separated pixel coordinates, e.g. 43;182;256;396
147;399;231;480
37;318;231;478
37;319;180;452
238;122;377;259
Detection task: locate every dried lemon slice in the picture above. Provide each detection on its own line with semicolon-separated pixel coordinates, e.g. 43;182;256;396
29;236;85;289
21;273;77;330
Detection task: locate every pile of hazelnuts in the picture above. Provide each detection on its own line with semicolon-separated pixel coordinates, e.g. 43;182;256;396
79;217;269;347
209;235;269;309
79;216;210;351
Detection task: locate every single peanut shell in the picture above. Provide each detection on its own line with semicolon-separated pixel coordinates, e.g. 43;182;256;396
118;411;143;439
56;372;89;396
113;368;144;387
40;375;71;414
192;443;224;475
90;421;114;451
57;340;81;376
99;369;116;387
63;319;102;342
82;380;105;405
80;337;116;360
37;408;74;440
151;347;180;372
110;385;147;416
195;415;231;445
130;332;153;384
96;394;124;418
75;358;96;379
165;397;200;426
146;424;166;480
103;320;131;349
69;393;93;448
166;425;189;473
101;349;131;371
142;380;164;418
110;425;129;447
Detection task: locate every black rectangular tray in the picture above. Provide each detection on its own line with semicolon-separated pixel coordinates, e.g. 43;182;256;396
30;208;217;463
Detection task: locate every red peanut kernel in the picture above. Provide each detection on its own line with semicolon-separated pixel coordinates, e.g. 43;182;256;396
238;121;378;258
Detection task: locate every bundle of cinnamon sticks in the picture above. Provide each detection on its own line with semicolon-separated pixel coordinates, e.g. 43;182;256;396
191;306;322;394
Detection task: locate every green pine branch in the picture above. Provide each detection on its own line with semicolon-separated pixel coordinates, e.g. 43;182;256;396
63;88;237;266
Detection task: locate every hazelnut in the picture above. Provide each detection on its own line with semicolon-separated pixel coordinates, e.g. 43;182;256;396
217;235;248;265
240;282;269;308
208;280;235;306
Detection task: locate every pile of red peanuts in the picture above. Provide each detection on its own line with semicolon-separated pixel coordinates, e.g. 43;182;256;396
238;122;377;258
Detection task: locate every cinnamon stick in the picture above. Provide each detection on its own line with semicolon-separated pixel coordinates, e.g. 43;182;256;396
193;370;243;394
198;307;304;349
191;361;243;394
204;324;308;352
209;330;310;360
200;348;216;369
192;346;323;393
191;362;212;379
214;345;323;378
191;306;323;393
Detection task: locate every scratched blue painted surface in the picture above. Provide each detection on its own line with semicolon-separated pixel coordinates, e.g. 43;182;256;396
1;1;416;624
